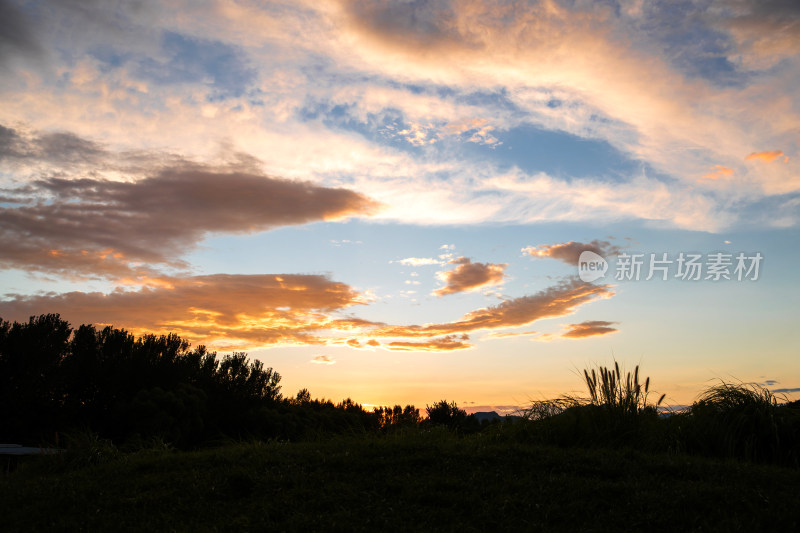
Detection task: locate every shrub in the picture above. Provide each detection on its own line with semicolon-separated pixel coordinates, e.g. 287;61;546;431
517;362;666;448
683;381;800;465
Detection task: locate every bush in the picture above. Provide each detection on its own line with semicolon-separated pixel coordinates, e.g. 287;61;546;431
682;381;800;465
516;362;666;448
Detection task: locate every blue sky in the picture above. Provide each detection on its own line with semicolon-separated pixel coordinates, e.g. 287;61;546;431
1;0;799;411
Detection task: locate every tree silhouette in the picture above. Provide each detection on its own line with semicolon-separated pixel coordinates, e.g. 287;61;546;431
0;314;285;446
426;400;467;428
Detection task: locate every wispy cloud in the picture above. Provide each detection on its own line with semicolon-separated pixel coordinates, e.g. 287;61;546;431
772;387;800;394
484;330;539;339
386;335;472;352
3;1;798;232
394;257;443;266
702;165;735;180
311;355;336;365
560;320;619;339
374;279;613;339
330;0;800;219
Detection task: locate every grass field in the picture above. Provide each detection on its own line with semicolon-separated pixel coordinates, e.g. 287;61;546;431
2;431;799;532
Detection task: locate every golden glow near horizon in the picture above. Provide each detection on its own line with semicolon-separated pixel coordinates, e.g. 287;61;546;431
1;0;799;409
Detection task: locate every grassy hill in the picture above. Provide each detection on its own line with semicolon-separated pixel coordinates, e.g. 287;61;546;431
2;432;799;532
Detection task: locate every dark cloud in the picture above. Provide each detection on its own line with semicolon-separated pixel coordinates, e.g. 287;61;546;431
0;162;381;277
433;256;506;296
0;124;25;160
713;0;800;67
0;123;107;165
772;387;800;394
340;0;460;51
524;240;621;266
0;0;43;67
560;320;619;339
0;273;368;349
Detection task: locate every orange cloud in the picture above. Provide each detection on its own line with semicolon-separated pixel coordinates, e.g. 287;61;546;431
523;240;621;266
702;165;734;180
745;151;787;163
433;257;506;296
0;273;614;352
385;335;472;351
0;274;371;349
311;355;336;365
375;279;614;338
560;320;619;338
484;330;539;339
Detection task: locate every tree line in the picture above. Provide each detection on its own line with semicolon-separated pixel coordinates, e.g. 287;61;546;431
0;314;486;448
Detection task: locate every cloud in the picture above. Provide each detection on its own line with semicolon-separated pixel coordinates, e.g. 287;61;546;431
394;257;443;266
385;335;472;352
443;118;501;146
716;0;800;69
311;355;336;365
374;278;614;338
0;154;380;278
560;320;619;339
523;240;621;266
745;151;787;163
5;1;798;231
396;122;437;146
0;0;43;68
330;0;800;219
0;123;105;165
433;257;506;296
484;330;539;339
0;272;613;353
482;171;732;232
773;387;800;394
702;165;735;180
0;273;370;349
390;117;501;147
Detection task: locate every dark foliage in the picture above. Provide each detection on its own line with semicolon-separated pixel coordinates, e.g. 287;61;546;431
0;314;369;447
374;404;421;431
3;314;798;468
424;400;480;433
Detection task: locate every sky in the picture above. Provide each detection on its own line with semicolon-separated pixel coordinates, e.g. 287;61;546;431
1;0;799;413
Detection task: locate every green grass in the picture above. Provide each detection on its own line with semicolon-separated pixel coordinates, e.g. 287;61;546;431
2;432;799;532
